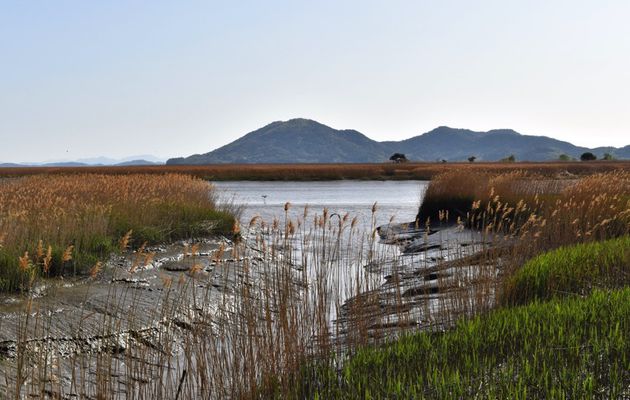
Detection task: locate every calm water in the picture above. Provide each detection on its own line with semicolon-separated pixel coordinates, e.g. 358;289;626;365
214;180;428;231
214;180;430;325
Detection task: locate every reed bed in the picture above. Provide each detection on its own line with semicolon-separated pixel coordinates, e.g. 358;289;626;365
484;171;629;270
0;173;233;291
417;170;570;223
419;170;629;247
2;170;629;399
0;161;628;181
419;170;630;297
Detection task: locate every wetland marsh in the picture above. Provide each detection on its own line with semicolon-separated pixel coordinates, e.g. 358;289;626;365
0;169;628;399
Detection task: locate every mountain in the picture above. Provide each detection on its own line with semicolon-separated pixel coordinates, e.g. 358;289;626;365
167;119;629;164
397;127;630;161
40;162;91;167
74;155;166;165
0;156;165;167
395;127;586;161
168;119;390;164
114;159;160;166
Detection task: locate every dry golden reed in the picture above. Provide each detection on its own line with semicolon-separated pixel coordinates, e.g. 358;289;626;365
0;161;627;181
0;173;229;291
437;170;630;275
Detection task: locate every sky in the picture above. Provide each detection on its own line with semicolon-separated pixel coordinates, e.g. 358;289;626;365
1;0;629;163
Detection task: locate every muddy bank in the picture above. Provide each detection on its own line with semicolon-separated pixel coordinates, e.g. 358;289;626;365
0;218;497;398
335;222;498;346
0;236;259;397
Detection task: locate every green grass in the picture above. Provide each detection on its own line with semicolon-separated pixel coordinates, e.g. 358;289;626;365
109;203;235;247
289;288;630;399
502;236;630;306
266;238;630;399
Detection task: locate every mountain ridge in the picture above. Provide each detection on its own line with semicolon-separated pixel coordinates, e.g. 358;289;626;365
0;155;165;167
167;119;630;164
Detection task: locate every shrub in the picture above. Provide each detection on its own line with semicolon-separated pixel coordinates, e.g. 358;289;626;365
603;153;615;161
558;154;572;161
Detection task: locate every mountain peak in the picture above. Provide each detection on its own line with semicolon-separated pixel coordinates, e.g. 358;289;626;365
285;117;321;124
486;128;520;136
251;118;334;137
425;126;477;135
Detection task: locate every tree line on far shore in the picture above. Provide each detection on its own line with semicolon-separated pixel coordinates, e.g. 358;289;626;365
389;152;617;163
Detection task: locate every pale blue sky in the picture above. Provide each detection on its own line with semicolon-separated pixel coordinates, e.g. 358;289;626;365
1;1;629;162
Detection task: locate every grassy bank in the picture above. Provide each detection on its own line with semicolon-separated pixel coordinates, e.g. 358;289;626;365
294;288;630;399
503;236;630;305
0;173;233;291
0;161;628;181
275;236;630;399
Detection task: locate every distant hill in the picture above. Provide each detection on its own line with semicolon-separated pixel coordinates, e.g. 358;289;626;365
40;162;91;167
74;155;165;165
0;157;164;167
392;126;630;161
167;119;629;164
114;159;160;166
168;119;391;164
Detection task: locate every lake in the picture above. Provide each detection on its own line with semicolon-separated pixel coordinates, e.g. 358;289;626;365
213;180;429;231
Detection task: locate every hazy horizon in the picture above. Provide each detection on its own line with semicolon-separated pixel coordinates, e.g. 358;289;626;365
2;1;629;162
3;119;629;164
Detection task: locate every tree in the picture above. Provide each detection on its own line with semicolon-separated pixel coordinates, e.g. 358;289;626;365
558;154;572;161
389;153;408;163
500;154;516;163
580;152;597;161
467;156;476;163
603;153;615;160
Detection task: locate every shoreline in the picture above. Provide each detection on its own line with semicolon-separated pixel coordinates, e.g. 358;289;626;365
0;161;628;181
